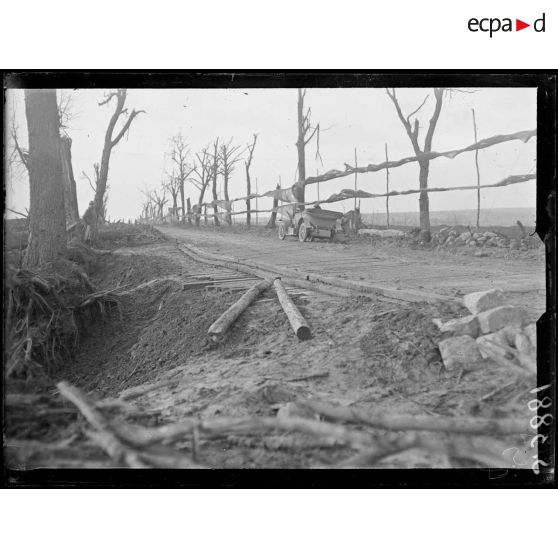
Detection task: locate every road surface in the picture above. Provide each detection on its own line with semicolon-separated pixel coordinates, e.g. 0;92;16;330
159;225;546;316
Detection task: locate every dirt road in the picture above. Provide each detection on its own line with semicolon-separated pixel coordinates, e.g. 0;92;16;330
159;225;546;316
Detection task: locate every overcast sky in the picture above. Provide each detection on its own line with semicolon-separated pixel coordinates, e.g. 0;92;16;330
5;87;536;221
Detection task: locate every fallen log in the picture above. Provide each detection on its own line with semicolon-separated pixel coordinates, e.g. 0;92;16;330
208;279;272;340
273;278;312;340
299;399;529;435
57;381;149;468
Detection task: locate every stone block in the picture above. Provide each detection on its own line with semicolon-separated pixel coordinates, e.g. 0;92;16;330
438;335;483;372
439;315;479;337
476;330;513;359
463;289;506;314
476;305;528;334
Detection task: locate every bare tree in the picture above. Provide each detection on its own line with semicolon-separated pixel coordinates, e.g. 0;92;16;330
23;89;67;267
149;187;168;221
164;173;181;220
59;135;80;225
210;138;220;226
57;90;76;130
386;87;444;240
10;118;29;174
219;138;244;225
190;147;213;227
10;94;79;228
168;133;194;222
92;89;145;220
82;164;109;223
140;191;155;221
244;134;258;227
294;88;322;203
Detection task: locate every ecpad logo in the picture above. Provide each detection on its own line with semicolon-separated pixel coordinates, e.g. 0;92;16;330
468;13;546;37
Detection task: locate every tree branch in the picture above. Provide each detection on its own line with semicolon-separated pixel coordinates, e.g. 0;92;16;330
386;88;421;154
407;94;429;122
423;88;444;153
111;109;146;147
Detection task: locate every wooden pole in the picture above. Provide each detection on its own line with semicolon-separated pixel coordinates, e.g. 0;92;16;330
273;279;311;340
208;279;271;340
472;109;481;228
385;143;390;228
354;147;358;212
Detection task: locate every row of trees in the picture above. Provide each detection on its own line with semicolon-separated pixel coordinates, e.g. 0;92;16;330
14;86;455;269
141;133;259;227
12;88;143;267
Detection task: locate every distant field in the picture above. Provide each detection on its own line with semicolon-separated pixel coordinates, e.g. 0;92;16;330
361;207;536;228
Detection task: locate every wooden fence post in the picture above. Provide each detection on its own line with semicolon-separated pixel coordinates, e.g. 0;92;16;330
385;143;390;228
472;109;481;228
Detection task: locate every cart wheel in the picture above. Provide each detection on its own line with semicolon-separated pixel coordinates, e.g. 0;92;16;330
299;223;309;242
278;222;286;240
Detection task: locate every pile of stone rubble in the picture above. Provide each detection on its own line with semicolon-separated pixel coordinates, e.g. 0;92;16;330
431;227;533;250
436;289;536;374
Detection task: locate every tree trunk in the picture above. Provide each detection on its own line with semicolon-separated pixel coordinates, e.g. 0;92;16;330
187;198;192;225
223;174;232;225
418;161;431;239
266;185;280;229
245;162;251;227
59;135;79;226
24;89;67;268
295;90;306;204
94;142;111;222
179;181;186;223
211;166;219;226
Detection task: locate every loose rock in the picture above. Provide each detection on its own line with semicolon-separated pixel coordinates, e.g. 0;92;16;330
438;335;483;372
463;289;506;314
476;330;512;359
476;305;528;334
439;315;479;337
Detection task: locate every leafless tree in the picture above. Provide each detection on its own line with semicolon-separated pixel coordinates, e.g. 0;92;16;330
168;133;194;222
92;89;145;220
149;187;168;221
386;87;444;240
190;147;213;227
219;138;244;225
82;165;109;223
10;118;29;174
140;192;155;221
294;88;322;203
244;133;258;227
23;89;66;267
57;90;77;130
210;138;220;226
164;173;181;219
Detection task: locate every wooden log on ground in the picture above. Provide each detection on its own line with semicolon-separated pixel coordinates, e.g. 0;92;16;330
57;381;148;468
299;399;528;435
273;278;312;340
208;279;272;340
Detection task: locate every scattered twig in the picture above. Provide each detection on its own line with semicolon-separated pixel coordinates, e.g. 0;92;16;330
285;372;330;383
57;381;148;468
479;380;518;403
298;399;528;435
